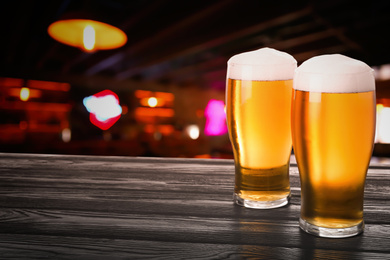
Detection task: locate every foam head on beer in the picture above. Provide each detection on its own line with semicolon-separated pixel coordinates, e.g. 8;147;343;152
227;47;297;81
294;54;375;93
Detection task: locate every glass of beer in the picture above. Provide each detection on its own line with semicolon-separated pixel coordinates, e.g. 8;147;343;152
291;54;376;238
226;47;297;209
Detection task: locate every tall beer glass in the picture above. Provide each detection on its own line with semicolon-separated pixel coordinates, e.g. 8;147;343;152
226;47;297;209
292;54;376;238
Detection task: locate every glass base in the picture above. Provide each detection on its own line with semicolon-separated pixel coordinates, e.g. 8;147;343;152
234;192;290;209
299;218;364;238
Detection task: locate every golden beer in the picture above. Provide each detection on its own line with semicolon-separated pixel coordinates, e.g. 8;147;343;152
226;48;297;209
227;79;292;202
292;54;376;237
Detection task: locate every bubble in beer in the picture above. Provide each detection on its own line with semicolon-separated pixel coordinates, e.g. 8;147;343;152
227;47;297;81
294;54;375;93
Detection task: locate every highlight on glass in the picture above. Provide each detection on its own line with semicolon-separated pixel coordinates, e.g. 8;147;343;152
226;47;297;209
291;54;376;238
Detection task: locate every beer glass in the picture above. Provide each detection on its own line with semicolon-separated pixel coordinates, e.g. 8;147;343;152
292;54;376;238
226;47;297;209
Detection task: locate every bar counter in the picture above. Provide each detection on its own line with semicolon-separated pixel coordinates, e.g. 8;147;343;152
0;153;389;259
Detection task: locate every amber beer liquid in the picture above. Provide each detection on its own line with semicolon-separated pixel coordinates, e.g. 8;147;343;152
226;79;292;204
292;54;376;238
226;47;297;209
292;90;376;228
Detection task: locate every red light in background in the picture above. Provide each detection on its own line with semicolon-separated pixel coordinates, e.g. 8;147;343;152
83;90;122;130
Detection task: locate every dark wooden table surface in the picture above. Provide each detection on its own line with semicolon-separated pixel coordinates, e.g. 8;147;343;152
0;153;389;259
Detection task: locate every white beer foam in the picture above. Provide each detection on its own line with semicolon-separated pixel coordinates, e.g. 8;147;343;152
294;54;375;93
227;47;297;81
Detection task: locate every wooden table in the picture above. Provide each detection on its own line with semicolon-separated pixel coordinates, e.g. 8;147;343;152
0;153;389;259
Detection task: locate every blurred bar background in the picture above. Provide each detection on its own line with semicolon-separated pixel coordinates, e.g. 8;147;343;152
1;0;390;159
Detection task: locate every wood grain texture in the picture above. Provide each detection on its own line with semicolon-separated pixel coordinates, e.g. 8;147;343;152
0;153;389;259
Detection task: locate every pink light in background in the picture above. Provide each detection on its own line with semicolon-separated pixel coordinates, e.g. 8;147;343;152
204;99;228;136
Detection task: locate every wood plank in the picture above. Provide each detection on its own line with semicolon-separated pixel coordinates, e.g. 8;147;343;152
0;207;389;253
1;234;388;260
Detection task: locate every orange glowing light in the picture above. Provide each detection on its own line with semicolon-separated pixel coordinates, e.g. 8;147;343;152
135;90;153;98
135;107;174;118
9;87;41;100
135;90;174;101
48;19;127;52
20;88;30;101
136;90;174;109
156;92;174;101
0;77;23;87
140;97;165;107
147;97;158;107
27;80;70;91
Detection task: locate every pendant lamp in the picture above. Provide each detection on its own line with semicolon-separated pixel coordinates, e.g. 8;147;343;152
48;12;127;52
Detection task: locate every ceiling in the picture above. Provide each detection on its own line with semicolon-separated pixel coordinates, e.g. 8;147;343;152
2;0;390;92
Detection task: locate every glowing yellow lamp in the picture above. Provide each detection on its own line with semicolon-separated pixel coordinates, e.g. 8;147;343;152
48;19;127;52
147;97;158;108
20;87;30;101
